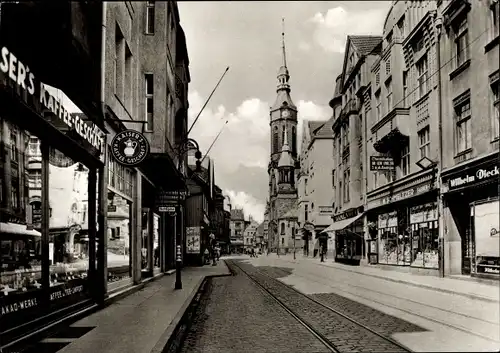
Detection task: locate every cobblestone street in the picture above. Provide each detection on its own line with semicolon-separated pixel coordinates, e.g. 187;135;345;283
171;259;431;353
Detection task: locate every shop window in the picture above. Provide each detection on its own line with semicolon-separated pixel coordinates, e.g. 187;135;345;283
145;73;154;131
454;99;472;153
145;1;155;34
401;144;410;177
471;200;499;276
418;126;430;159
416;55;428;100
410;203;439;269
377;212;399;265
280;223;285;235
10;130;18;163
454;18;470;69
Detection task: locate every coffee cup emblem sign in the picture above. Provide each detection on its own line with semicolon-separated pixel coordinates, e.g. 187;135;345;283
111;130;150;167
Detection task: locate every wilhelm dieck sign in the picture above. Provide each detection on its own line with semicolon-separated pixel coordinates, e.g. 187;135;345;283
370;156;395;171
111;130;150;166
448;164;499;190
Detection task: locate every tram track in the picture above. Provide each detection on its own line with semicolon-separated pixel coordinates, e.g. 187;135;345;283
228;260;412;353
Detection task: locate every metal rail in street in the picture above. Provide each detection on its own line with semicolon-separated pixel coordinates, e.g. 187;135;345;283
228;261;339;353
228;260;412;353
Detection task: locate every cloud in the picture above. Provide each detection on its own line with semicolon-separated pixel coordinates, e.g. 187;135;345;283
308;6;387;53
225;190;265;223
299;41;311;51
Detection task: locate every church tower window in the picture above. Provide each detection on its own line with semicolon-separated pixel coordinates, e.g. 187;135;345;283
282;126;285;146
292;127;296;153
273;126;279;153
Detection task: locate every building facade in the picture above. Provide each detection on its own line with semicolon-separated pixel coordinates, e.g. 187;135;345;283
328;35;383;266
0;0;193;346
243;217;259;251
268;30;299;254
438;0;499;278
323;0;498;280
297;120;335;256
229;209;245;254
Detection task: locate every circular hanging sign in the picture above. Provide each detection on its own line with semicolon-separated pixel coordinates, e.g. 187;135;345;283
111;130;150;166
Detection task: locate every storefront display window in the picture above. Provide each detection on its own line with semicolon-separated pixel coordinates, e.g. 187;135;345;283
107;191;131;286
410;203;439;269
1;124;43;300
48;147;90;297
153;213;160;273
141;209;150;271
377;211;397;264
471;200;499;276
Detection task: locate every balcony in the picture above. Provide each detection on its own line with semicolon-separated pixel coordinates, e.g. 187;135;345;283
371;103;410;154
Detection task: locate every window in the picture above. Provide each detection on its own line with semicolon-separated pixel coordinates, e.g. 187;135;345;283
455;18;469;67
403;71;408;106
342;124;350;149
386;32;393;47
360;161;364;198
401;144;410;176
375;71;380;86
418;126;430;159
273;127;279;153
11;182;19;209
491;1;500;41
114;26;124;97
492;80;500;139
146;1;155;34
397;17;406;39
375;92;381;120
281;238;285;245
332;169;336;188
343;169;350;203
10;130;17;163
28;170;42;189
416;56;428;99
282;126;285;147
455;100;472;153
385;58;391;76
292;127;297;153
386;82;393;111
281;223;285;235
357;114;363;138
145;74;154;131
304;204;308;221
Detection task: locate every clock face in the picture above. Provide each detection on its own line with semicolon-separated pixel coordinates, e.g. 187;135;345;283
282;110;290;118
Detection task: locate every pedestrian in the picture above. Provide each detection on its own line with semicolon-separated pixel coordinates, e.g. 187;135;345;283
320;243;325;262
209;233;217;266
216;246;221;261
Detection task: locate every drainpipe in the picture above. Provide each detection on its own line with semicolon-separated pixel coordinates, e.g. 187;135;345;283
433;11;445;278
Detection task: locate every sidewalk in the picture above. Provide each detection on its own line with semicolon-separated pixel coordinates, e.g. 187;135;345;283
45;261;230;353
267;254;499;303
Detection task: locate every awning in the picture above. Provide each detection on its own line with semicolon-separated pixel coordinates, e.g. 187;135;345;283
323;213;364;233
0;222;42;237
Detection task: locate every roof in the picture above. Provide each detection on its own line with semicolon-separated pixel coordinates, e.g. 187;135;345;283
313;117;334;139
308;121;326;139
348;35;383;56
256;222;265;236
271;89;297;111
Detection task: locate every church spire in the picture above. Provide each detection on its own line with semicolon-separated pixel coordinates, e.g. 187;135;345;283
281;18;287;68
277;18;290;92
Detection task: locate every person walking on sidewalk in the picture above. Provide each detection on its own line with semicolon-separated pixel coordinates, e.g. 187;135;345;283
209;233;217;266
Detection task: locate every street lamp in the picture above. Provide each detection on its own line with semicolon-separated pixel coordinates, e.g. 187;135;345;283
174;138;203;290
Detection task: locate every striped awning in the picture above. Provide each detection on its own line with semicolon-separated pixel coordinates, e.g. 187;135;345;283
323;213;364;233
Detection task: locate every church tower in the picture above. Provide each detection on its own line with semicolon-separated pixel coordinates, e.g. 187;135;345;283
268;19;298;252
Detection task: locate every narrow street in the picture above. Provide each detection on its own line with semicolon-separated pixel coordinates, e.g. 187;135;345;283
164;257;500;353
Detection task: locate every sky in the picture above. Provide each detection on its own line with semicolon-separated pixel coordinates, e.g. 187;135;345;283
179;1;391;223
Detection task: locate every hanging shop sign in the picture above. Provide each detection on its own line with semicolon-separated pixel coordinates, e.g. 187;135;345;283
156;190;188;206
0;46;105;158
370;156;395;171
110;129;150;167
186;226;201;253
447;163;499;191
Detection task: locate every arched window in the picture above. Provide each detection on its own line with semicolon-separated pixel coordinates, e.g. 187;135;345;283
282;126;285;146
273;126;279;153
292;127;297;153
281;223;285;234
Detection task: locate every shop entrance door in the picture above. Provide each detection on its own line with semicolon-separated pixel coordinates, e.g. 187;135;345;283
461;208;474;275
